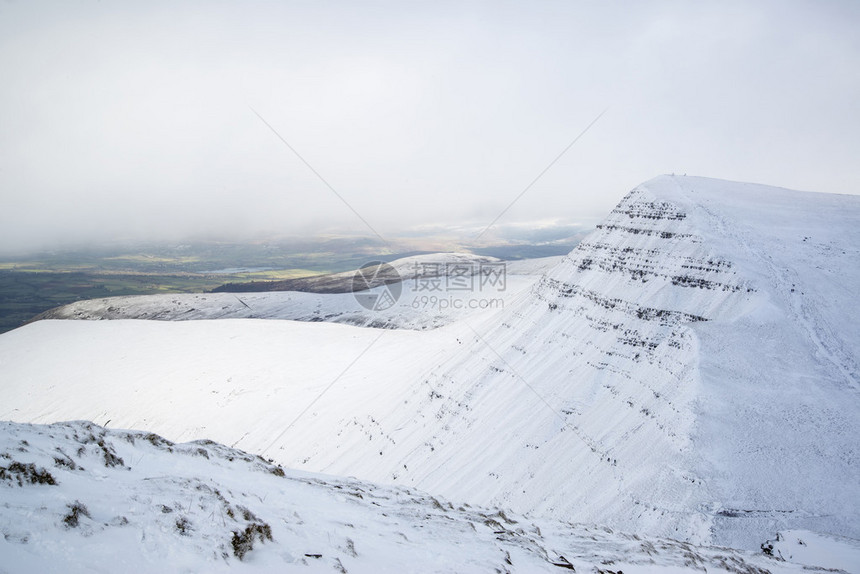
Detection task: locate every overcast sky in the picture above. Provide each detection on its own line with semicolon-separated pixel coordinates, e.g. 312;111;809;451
1;1;858;253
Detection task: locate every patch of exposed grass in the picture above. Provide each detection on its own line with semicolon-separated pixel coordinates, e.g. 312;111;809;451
0;461;58;486
62;501;91;528
231;522;273;560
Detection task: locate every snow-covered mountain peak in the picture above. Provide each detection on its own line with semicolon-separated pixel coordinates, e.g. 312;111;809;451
1;175;857;561
367;175;860;546
539;177;753;322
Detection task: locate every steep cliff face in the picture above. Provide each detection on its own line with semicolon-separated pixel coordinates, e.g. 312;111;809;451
300;175;858;547
373;179;757;538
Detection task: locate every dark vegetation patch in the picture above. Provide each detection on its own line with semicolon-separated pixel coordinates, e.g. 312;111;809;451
72;428;127;467
231;522;273;560
144;433;174;449
53;449;79;470
62;501;91;528
0;461;57;486
96;439;124;467
175;516;192;535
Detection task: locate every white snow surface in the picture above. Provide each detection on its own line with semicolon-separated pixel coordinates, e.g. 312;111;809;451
1;175;858;559
0;420;849;573
764;530;860;572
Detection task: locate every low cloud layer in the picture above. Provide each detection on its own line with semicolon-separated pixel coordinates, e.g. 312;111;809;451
1;1;858;253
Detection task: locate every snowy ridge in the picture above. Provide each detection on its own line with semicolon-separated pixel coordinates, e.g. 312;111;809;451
1;175;857;559
211;253;505;294
32;255;560;330
1;420;849;573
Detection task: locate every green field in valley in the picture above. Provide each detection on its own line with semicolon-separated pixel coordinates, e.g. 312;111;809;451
0;238;395;334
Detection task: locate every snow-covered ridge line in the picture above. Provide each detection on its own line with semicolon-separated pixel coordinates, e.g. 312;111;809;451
30;254;562;331
210;252;503;294
2;420;850;573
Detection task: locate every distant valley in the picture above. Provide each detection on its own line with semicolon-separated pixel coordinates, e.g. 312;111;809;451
0;226;587;334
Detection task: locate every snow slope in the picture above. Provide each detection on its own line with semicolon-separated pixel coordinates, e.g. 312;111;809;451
1;420;850;574
1;175;857;554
